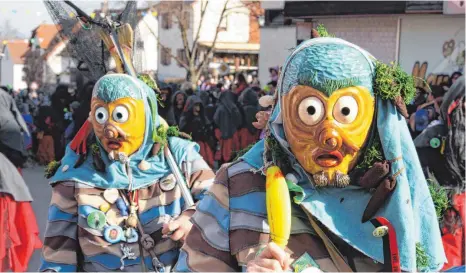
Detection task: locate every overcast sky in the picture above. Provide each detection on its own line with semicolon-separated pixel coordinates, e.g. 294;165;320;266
0;1;153;37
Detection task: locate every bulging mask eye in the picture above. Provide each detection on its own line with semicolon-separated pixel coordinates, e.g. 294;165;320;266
95;107;108;124
298;96;325;126
112;105;129;123
333;96;358;124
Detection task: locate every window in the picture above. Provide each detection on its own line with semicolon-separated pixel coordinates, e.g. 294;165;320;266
136;40;144;49
161;13;172;30
177;49;188;67
161;47;172;66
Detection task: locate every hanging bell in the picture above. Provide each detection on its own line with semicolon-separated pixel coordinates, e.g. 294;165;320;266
126;214;138;228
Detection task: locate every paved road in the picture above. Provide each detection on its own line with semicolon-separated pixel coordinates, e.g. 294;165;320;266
23;165;50;271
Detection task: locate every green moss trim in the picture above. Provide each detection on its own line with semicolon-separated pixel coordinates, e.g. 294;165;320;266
316;24;335;38
374;61;416;104
416;242;430;271
91;143;100;156
266;136;290;169
138;74;158;91
154;126;168;145
428;180;449;221
154;125;185;146
167;126;180;137
316;77;362;97
299;71;363;97
45;160;61;179
356;132;384;170
234;142;257;161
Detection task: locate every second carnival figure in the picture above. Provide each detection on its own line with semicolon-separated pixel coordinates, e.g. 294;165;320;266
40;1;214;272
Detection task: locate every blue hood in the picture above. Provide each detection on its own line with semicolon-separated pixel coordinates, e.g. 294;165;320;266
242;38;446;271
51;74;200;190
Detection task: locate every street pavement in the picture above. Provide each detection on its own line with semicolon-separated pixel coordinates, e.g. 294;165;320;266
23;165;50;271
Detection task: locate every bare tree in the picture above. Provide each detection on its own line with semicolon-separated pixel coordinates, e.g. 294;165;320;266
0;20;23;50
148;0;259;89
22;49;44;87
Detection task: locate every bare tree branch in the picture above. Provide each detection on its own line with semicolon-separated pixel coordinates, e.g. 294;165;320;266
174;4;192;65
191;0;209;59
196;0;230;75
158;43;190;71
141;17;190;70
148;0;259;87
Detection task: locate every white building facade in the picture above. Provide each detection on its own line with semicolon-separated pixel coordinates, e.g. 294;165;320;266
134;12;159;74
0;41;28;91
259;1;465;88
157;0;258;82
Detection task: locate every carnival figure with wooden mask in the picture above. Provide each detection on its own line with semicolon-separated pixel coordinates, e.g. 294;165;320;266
40;2;215;271
176;27;446;272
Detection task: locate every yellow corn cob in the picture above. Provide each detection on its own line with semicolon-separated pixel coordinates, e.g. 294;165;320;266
266;166;291;249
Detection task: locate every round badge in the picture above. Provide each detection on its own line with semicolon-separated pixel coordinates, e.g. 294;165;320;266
99;203;111;213
104;225;123;244
160;175;176;192
87;211;107;231
372;225;389;237
430;137;441;148
103;188;119;204
125;228;139;243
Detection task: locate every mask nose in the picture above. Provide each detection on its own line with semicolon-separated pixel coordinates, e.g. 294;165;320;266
104;125;119;139
318;129;342;151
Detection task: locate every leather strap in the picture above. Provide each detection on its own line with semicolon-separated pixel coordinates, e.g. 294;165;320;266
305;210;354;272
119;190;164;272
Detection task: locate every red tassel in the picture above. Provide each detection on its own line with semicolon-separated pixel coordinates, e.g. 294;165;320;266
70;120;92;154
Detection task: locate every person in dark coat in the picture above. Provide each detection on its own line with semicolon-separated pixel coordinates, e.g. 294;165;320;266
71;81;94;139
233;73;249;96
199;90;216;123
157;83;173;122
35;105;58;164
166;90;187;126
238;88;261;149
179;95;215;167
0;90;29;168
50;84;74;160
415;76;465;270
213;90;242;164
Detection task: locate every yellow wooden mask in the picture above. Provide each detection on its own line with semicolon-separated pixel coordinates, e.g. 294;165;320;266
90;97;146;158
282;85;375;186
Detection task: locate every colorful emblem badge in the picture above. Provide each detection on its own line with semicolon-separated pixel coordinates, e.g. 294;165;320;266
104;225;124;243
373;225;389;237
87;211;107;231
